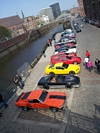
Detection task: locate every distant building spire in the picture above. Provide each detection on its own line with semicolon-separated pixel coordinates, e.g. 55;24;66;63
21;10;25;19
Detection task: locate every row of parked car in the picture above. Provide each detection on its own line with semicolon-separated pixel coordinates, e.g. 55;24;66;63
81;16;100;28
15;28;81;113
38;29;81;89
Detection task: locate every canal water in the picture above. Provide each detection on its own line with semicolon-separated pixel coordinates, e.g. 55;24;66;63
0;24;63;93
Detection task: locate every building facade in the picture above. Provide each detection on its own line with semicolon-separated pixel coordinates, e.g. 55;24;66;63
23;16;37;31
0;15;24;37
50;3;61;19
39;7;54;22
83;0;100;20
70;6;80;15
77;0;86;16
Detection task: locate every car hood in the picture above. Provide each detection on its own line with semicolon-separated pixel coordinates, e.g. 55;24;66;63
38;77;47;85
44;92;66;108
64;75;80;83
68;64;80;70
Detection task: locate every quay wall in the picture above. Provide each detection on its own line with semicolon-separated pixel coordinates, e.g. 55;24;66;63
0;22;58;60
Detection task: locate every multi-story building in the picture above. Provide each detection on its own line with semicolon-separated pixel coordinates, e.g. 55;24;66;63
39;7;54;22
70;6;80;15
77;0;86;16
82;0;100;20
0;15;24;37
23;16;37;31
50;3;61;19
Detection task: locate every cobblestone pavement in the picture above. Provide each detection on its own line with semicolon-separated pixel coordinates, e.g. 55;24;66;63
66;18;100;133
0;33;72;133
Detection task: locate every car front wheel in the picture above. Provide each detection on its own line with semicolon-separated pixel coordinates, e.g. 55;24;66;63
22;106;29;111
51;107;58;113
69;71;75;75
73;61;78;64
50;72;55;75
43;84;49;90
66;83;72;89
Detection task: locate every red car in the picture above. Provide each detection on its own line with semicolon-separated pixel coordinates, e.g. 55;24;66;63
55;43;74;49
51;56;81;65
51;52;77;61
15;89;66;112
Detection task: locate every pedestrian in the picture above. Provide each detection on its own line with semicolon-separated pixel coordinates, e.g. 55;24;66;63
95;59;100;72
43;50;46;58
0;94;8;108
87;60;93;72
86;50;90;59
47;39;50;46
49;39;52;46
47;39;52;46
81;24;84;28
84;57;89;68
54;38;56;44
0;113;2;117
14;74;24;89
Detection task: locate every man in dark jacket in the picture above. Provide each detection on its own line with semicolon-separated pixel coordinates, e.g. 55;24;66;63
0;94;8;108
95;59;100;71
14;75;24;89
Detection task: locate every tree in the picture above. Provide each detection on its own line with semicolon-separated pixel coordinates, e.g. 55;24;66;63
0;26;11;40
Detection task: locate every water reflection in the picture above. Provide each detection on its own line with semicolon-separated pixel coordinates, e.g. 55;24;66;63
0;24;63;92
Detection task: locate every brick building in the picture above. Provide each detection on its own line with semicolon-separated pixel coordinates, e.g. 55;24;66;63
82;0;100;20
0;15;24;37
77;0;86;16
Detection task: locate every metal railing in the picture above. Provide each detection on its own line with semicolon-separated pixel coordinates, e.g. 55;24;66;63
0;32;57;111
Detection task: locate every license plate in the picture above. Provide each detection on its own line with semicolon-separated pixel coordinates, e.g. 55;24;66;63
73;84;79;87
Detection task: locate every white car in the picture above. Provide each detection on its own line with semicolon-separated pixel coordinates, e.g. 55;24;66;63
61;38;77;44
54;48;77;55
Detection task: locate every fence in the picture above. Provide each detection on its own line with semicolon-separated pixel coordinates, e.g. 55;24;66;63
17;62;31;82
0;83;17;110
0;31;57;111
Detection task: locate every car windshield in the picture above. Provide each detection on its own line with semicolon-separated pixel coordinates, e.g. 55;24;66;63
62;63;69;68
57;75;65;83
49;65;54;68
39;90;48;102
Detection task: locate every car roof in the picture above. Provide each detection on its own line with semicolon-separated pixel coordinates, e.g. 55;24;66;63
54;63;63;67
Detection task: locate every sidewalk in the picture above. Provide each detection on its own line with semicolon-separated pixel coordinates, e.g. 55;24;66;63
0;33;70;133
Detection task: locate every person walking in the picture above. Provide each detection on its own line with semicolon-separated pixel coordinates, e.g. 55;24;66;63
47;39;52;46
43;50;46;58
86;50;90;59
14;74;24;89
87;60;93;72
84;57;89;68
95;59;100;72
0;94;8;108
0;113;2;117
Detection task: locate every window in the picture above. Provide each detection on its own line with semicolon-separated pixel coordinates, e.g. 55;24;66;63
56;66;64;69
39;90;48;102
49;65;54;68
62;64;69;68
28;99;40;103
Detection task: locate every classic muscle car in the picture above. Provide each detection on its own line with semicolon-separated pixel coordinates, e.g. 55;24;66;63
15;89;66;112
45;63;80;75
38;74;80;89
51;56;81;65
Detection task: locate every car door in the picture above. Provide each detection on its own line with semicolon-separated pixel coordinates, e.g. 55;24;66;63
28;99;48;109
55;66;68;74
61;57;69;64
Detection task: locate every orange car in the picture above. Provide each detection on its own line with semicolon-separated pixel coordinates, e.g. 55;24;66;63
15;89;67;112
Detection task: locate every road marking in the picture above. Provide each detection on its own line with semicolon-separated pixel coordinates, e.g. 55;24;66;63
59;88;75;133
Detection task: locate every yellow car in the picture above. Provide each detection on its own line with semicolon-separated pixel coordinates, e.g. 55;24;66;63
45;63;80;75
